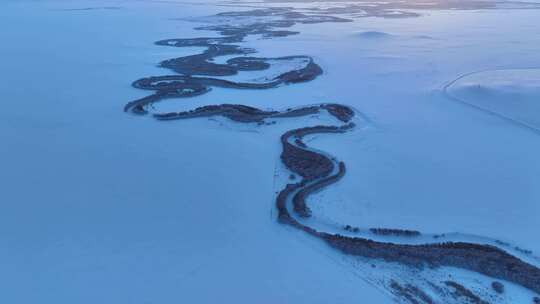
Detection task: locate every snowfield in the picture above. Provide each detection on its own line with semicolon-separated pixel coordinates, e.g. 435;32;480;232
1;0;539;303
446;68;540;131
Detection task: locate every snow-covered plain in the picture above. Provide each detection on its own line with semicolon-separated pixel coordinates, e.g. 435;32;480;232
1;0;540;303
446;68;540;131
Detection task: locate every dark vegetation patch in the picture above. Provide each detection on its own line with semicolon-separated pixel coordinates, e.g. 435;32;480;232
370;228;421;237
444;281;489;304
491;281;504;294
344;225;360;233
515;246;533;255
320;234;540;294
389;280;434;304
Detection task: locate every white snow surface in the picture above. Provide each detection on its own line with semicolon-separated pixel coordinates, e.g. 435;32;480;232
446;68;540;130
1;0;540;303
